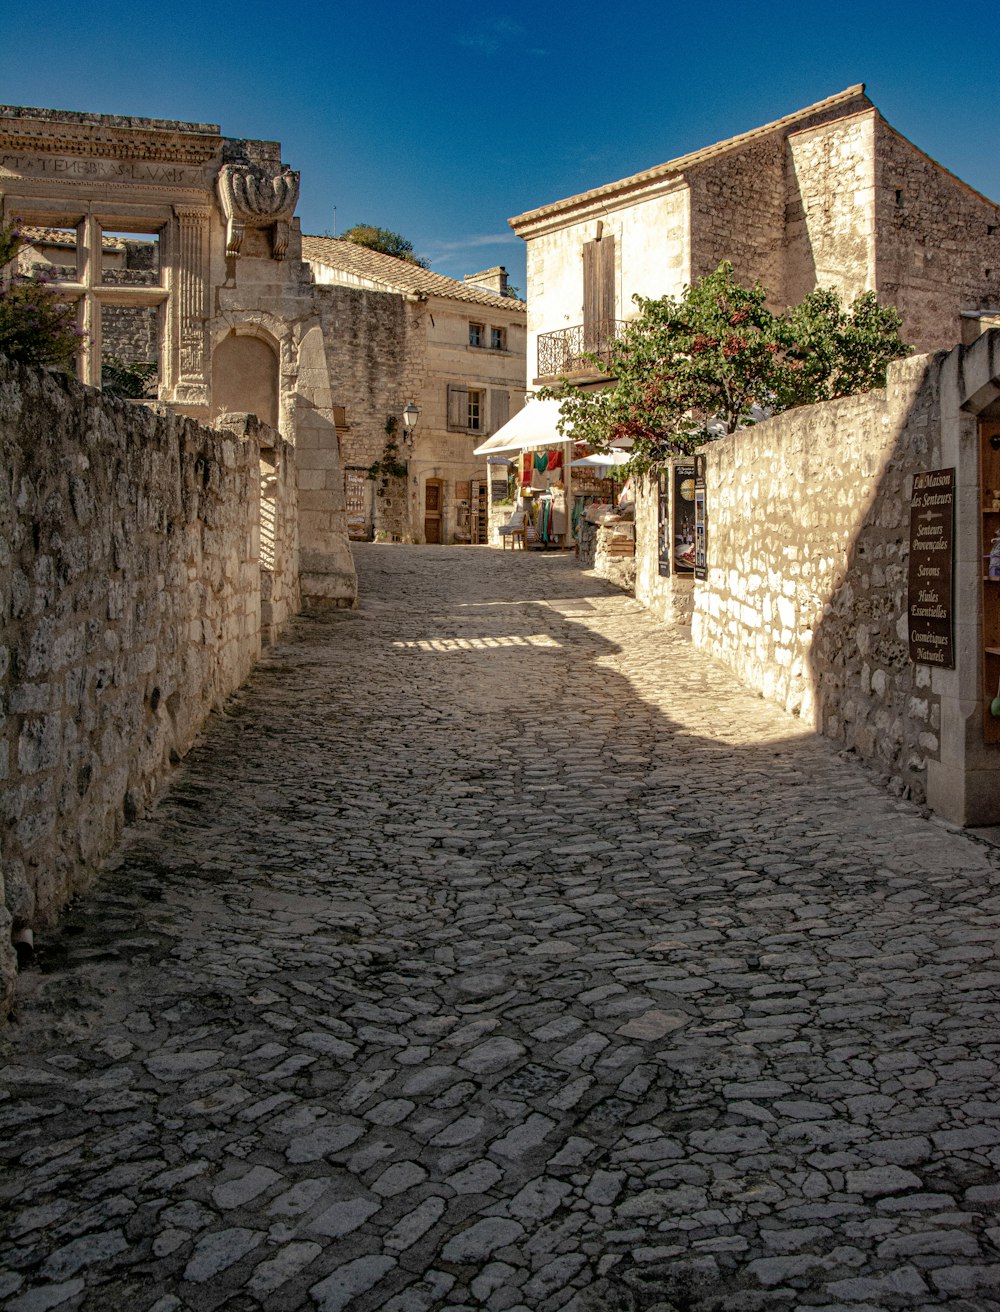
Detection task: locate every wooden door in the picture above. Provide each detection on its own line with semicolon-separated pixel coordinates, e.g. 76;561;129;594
424;479;443;544
471;480;488;544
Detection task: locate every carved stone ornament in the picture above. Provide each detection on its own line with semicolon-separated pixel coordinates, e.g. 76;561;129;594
217;162;300;260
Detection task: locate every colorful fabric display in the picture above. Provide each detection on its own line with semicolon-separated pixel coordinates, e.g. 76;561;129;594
533;451;549;473
547;449;563;472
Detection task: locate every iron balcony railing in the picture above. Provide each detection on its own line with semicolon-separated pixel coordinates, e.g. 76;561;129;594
536;319;627;380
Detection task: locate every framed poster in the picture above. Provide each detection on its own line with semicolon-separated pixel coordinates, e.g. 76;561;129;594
693;454;707;580
673;461;697;574
657;470;671;577
907;468;955;669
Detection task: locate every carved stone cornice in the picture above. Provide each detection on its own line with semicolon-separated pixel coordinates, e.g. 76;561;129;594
216;162;299;261
0;125;222;165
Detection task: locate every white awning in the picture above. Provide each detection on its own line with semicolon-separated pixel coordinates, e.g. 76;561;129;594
570;450;631;469
473;397;566;455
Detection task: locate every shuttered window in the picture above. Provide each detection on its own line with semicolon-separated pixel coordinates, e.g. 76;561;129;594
447;384;470;430
448;385;511;433
583;234;615;344
491;388;509;432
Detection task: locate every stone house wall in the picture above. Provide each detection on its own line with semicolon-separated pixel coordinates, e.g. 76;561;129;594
687;137;787;306
874;122;1000;353
679;354;943;800
784;113;876;310
310;275;526;545
313;284;421;544
0;358;297;1011
521;190;690;384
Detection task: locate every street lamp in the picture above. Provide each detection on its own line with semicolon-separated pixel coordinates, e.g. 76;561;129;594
402;402;419;444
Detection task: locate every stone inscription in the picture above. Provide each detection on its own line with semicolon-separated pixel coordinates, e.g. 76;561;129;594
908;467;955;669
0;153;203;186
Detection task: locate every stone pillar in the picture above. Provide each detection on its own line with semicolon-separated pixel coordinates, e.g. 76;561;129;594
927;332;1000;824
293;322;357;607
170;205;211;411
79;216;101;387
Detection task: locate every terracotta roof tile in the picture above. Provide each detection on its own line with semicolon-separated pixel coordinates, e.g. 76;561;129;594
302;236;525;312
17;224;149;252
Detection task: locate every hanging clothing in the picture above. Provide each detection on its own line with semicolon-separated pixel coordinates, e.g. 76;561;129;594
533;451;549;473
547;449;563;472
537;499;552;544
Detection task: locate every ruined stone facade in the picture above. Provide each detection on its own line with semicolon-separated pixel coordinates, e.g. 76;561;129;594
0;356;298;1008
0;104;355;606
511;85;1000;385
303;239;527;544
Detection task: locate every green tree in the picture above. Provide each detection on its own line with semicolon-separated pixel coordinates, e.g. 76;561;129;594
783;287;909;404
341;224;430;269
0;220;84;373
542;262;910;477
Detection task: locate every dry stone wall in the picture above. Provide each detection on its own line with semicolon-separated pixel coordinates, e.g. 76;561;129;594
0;358;297;1011
686;354;943;800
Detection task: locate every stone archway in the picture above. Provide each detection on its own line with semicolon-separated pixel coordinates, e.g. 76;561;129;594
211;331;279;429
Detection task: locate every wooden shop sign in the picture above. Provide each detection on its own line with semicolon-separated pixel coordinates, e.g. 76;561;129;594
908;467;955;669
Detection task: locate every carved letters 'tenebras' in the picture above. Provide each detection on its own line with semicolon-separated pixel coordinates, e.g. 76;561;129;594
217;162;300;261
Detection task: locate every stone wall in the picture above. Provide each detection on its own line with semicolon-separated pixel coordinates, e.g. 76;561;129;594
316;285;419;471
0;358;297;1011
874;120;1000;353
785;112;875;310
634;475;695;625
688;136;787;307
680;354;943;800
216;413;300;644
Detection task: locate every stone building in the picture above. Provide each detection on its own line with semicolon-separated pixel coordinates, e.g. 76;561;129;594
0;104;356;606
510;84;1000;388
302;238;527;544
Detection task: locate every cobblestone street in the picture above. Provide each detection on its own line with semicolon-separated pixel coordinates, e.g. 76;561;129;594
2;543;999;1312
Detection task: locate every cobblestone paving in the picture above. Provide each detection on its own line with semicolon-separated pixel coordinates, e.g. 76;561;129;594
2;544;1000;1312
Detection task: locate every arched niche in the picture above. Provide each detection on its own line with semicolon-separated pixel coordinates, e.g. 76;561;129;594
211;331;279;430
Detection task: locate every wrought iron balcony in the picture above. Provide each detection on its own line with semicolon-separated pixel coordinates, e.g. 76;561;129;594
536;319;626;381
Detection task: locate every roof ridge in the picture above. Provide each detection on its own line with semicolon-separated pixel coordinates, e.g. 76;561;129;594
301;235;525;311
509;84;871;231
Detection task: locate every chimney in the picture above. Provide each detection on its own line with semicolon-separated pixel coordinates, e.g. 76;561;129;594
464;266;509;296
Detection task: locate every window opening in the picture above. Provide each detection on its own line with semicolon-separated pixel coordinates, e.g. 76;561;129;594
100;302;160;396
16;224;80;283
468;389;483;431
100;231;161;287
469;322;484;347
490;326;506;351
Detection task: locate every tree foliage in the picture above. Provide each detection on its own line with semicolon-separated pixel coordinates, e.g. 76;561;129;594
542;262;910;478
0;220;84;373
101;355;158;399
341;224;430;269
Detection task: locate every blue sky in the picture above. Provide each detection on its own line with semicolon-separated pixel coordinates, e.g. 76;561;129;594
2;1;997;293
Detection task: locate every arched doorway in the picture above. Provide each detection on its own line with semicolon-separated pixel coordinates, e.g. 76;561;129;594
211;332;279;429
